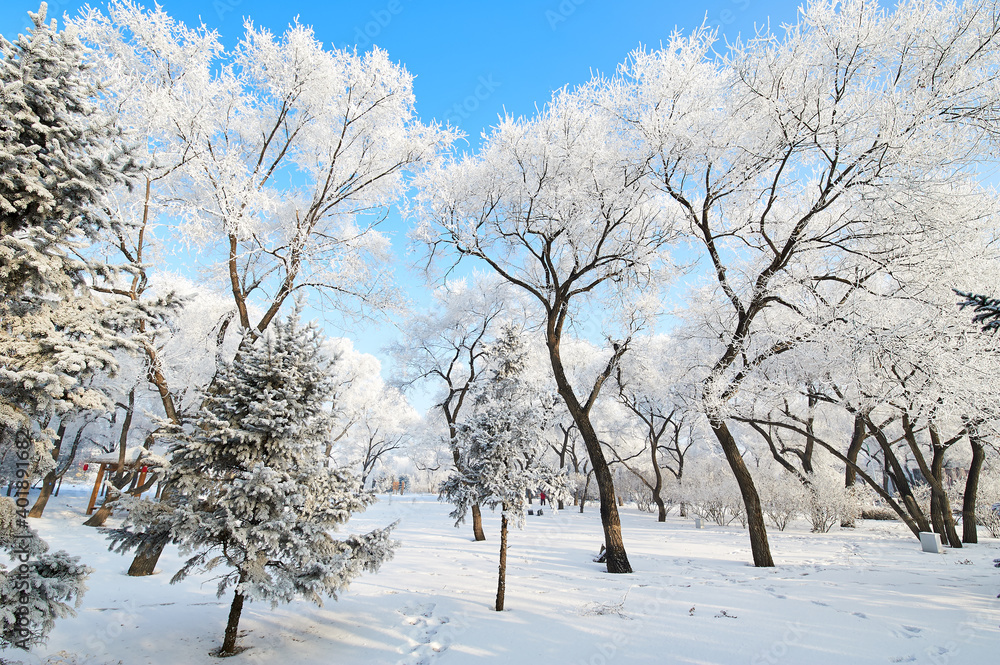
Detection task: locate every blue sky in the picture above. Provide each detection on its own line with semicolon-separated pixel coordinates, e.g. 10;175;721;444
2;1;806;145
1;0;806;384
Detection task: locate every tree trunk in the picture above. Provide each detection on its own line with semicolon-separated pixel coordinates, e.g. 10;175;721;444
127;498;173;576
867;417;931;533
572;422;629;572
711;420;774;567
844;414;866;488
648;439;666;522
809;433;922;537
472;503;486;541
962;428;985;544
28;421;68;518
128;539;163;577
28;470;58;519
927;425;961;548
451;435;487;542
219;587;245;656
495;511;508;611
841;414;866;528
84;490;118;527
545;313;632;574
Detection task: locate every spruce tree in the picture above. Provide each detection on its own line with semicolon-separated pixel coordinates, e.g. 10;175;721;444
107;311;397;656
0;3;135;650
441;326;567;611
955;290;1000;333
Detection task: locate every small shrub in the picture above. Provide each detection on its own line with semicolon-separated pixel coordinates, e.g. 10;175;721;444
974;503;1000;538
861;507;900;521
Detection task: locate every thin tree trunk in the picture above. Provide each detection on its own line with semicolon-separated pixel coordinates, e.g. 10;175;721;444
844;414;866;487
711;420;774;567
927;424;961;548
841;414;866;528
654;494;667;522
579;472;591;514
472;503;486;541
220;586;245;656
89;390;137;527
495;511;508;611
807;431;923;537
962;427;985;544
650;441;666;522
866;417;931;533
452;436;487;541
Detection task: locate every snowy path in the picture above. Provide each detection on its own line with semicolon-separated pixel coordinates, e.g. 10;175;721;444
7;488;1000;665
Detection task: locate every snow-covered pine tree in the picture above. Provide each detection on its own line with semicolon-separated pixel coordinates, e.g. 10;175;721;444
105;311;397;657
1;2;136;651
441;325;567;611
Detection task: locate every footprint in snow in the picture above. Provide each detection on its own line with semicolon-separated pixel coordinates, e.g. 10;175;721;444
853;612;868;619
891;625;924;639
764;587;786;599
811;600;830;607
396;603;453;665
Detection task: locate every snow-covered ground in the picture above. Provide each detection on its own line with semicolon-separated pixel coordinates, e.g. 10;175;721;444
5;486;999;665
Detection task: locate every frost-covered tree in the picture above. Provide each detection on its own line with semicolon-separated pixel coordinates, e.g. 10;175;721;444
441;326;567;611
73;0;453;574
105;312;396;656
0;2;136;650
603;0;1000;566
390;274;510;540
73;0;455;349
613;335;701;521
417;88;678;574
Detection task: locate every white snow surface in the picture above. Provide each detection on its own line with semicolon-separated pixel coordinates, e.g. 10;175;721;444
5;487;999;665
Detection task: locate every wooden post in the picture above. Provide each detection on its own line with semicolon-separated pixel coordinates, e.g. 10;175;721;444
134;468;148;497
86;463;107;515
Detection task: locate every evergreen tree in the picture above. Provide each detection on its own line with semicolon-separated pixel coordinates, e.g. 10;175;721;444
441;326;567;611
106;311;397;656
0;3;135;650
955;290;1000;333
